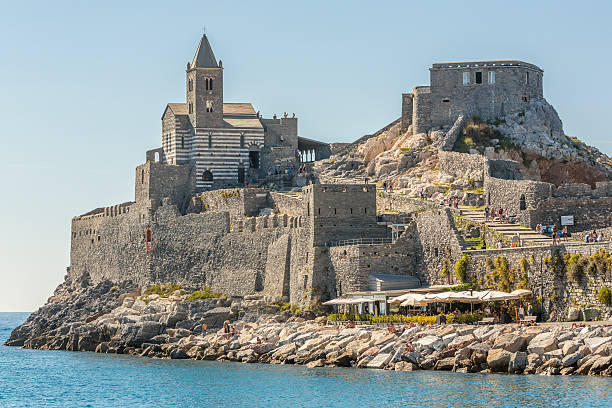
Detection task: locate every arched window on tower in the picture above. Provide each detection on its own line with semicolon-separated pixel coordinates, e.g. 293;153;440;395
240;132;245;148
206;100;213;113
208;132;213;148
209;78;213;90
181;136;185;149
519;194;527;211
188;79;193;92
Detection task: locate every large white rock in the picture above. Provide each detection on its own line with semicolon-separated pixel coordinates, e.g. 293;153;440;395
527;331;558;355
367;353;393;369
415;335;444;351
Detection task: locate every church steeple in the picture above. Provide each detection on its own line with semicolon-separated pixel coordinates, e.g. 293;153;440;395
191;34;218;68
186;34;224;128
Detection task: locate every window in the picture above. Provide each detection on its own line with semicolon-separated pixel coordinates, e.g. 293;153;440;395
240;132;245;148
525;71;529;84
188;103;193;114
181;136;184;149
488;71;495;84
475;71;482;84
442;98;450;103
205;77;214;90
206;100;213;112
202;170;213;182
519;194;526;210
188;79;193;92
141;170;144;184
208;132;212;148
462;72;470;85
522;96;529;102
145;228;153;252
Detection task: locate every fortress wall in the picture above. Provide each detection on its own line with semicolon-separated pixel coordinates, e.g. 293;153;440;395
412;87;432;134
135;162;193;211
269;191;304;215
464;243;612;319
414;209;464;285
438;151;486;181
200;188;269;217
401;93;413;132
377;192;442;214
428;63;543;130
531;196;612;231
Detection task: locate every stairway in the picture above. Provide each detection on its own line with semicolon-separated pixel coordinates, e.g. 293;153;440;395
459;207;552;247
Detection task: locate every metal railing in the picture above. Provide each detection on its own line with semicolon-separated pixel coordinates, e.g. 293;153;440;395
328;237;393;247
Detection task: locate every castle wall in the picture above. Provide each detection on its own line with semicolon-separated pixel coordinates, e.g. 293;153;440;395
269;191;304;215
401;93;413;132
200;188;269;217
438;151;486;182
412;86;432;134
135;162;193;212
414;209;464;285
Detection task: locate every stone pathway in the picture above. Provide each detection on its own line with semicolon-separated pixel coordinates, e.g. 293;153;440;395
459;207;552;246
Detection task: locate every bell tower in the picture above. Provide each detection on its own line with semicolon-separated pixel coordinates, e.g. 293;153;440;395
186;34;224;128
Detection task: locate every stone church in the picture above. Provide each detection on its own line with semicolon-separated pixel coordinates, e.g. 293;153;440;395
159;34;330;191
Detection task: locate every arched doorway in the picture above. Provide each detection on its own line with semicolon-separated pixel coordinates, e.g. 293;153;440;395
202;170;213;182
249;145;260;169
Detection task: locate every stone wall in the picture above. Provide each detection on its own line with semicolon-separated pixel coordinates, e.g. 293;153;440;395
463;242;612;320
376;192;444;214
200;188;270;217
414;209;464;285
438;151;486;182
269;191;304;215
135;162;193;212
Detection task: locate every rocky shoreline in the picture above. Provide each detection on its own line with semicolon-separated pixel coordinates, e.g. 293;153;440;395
6;287;612;377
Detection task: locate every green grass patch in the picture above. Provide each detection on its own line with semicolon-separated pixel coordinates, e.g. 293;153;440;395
144;284;182;298
186;286;225;301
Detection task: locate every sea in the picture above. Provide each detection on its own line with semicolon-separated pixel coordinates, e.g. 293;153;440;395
1;312;611;407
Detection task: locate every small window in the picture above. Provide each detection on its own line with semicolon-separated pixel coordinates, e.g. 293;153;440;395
522;96;529;102
141;170;144;184
181;136;185;149
188;79;193;92
475;72;482;84
462;72;470;85
206;100;213;113
188;103;193;114
488;71;495;84
525;71;529;84
442;98;450;103
205;78;213;90
208;132;212;148
240;132;245;148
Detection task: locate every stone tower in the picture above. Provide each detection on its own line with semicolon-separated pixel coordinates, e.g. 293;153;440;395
186;34;224;128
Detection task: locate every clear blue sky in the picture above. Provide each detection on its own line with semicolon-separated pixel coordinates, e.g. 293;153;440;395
1;0;611;311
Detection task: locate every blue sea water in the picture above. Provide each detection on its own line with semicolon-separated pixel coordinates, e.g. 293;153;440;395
1;312;611;408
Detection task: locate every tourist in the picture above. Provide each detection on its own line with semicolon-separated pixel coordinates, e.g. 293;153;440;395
562;226;568;241
346;320;356;329
389;183;393;193
597;233;603;243
585;232;590;243
527;303;533;316
364;174;369;185
496;240;503;249
387;322;396;334
535;224;541;234
383;181;387;192
485;206;489;221
223;320;231;340
518;306;525;321
551;224;558;244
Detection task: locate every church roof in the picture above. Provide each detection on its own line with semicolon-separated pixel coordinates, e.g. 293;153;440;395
161;102;262;128
191;34;218;68
222;103;262;129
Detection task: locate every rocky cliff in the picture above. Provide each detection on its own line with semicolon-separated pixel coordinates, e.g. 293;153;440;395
316;97;612;202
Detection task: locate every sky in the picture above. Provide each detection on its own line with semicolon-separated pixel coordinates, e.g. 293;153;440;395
1;0;611;311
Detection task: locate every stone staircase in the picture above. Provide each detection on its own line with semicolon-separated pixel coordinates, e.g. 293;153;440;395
458;207;552;246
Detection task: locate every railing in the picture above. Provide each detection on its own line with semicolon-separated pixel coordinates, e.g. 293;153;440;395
328;237;393;247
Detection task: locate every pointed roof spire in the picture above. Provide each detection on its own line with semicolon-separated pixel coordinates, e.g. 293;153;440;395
191;34;218;68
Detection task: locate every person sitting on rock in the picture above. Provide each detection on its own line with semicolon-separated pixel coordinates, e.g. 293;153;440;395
387;323;396;334
346;320;356;328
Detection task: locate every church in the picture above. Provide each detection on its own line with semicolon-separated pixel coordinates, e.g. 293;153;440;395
159;34;330;190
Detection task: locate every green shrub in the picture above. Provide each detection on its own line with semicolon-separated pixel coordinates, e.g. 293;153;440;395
597;287;611;305
566;254;588;282
144;284;182;298
186;286;224;301
454;255;470;283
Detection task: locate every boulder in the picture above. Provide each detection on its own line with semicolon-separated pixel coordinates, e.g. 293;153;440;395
327;352;353;367
169;348;187;359
449;334;476;349
589;356;612;375
562;351;582;367
306;359;325;368
367;353;393;369
487;349;511;372
567;307;580;321
434;357;456;371
527;331;557;354
562;341;580;356
493;333;527;353
415;335;444;351
584;337;611;353
395;361;417;371
543;349;564;361
536;358;562;375
508;351;528;374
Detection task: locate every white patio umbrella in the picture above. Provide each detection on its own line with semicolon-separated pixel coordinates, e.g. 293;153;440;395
479;290;519;302
389;293;414;303
399;293;429;307
510;289;532;297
